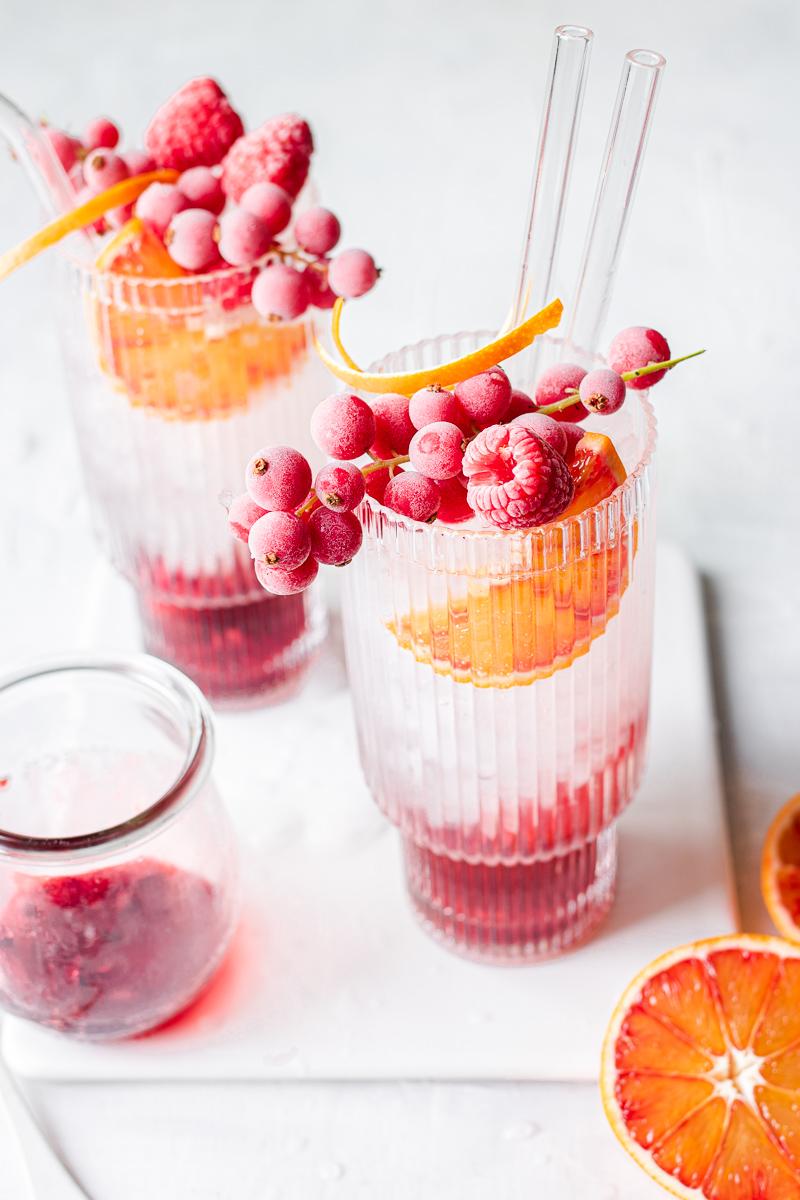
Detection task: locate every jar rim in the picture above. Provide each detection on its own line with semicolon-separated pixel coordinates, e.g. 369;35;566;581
0;654;213;860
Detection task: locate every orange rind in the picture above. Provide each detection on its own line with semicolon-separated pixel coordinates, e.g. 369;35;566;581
762;793;800;941
601;934;800;1198
0;170;179;282
317;297;564;395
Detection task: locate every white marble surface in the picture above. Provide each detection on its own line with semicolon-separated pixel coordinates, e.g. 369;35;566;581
1;0;799;1195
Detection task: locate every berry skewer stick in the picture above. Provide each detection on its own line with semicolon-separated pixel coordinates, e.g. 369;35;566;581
509;24;593;343
565;49;666;364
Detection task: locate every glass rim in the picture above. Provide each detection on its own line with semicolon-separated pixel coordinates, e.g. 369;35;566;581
0;654;214;859
364;330;657;541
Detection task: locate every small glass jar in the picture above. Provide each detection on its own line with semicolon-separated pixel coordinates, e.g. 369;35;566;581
0;655;239;1040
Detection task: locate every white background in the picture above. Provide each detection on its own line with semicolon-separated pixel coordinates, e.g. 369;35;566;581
0;0;798;1196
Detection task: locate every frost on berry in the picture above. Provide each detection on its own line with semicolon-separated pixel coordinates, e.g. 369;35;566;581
244;445;311;512
314;462;366;512
248;511;311;570
165;208;220;271
255;555;318;595
218;207;271;266
178;166;226;214
534;362;589;422
311;393;376;461
145;77;244;171
135;183;190;239
462;423;574;530
383;471;441;522
328;249;378;299
227;492;266;543
409;385;469;434
295;206;341;257
221;114;313;201
240;182;293;236
252;263;309;321
510;411;567;456
454;366;511;427
408;421;465;481
578;368;626;415
371;393;415;454
608;327;671;390
308;508;363;566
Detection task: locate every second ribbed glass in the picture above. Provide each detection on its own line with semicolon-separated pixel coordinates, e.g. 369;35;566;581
342;333;657;963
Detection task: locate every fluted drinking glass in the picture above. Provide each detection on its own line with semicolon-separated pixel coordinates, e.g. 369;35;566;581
342;333;657;963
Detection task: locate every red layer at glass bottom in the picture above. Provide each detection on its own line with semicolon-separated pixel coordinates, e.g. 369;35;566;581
135;560;318;706
403;825;618;963
0;859;230;1039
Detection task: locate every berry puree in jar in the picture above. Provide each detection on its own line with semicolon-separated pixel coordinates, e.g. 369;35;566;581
0;859;227;1039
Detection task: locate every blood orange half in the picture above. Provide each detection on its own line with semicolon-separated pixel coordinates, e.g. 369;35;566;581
601;935;800;1198
762;794;800;941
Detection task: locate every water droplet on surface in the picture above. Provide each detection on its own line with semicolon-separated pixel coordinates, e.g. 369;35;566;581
318;1160;345;1182
502;1120;541;1141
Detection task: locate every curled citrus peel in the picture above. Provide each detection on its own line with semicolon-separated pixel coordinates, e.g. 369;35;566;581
317;297;564;395
0;170;179;282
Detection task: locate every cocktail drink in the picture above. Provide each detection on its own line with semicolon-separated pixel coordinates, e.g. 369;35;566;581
0;78;380;705
340;334;657;961
60;248;329;705
0;656;238;1039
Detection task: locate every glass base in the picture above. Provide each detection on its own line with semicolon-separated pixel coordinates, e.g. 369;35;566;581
135;575;326;708
402;825;617;964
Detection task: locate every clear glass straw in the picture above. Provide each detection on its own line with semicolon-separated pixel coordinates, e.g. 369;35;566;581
509;24;593;335
565;49;666;362
0;92;77;219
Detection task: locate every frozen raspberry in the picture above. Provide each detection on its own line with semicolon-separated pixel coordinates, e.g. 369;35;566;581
463;424;574;530
40;126;79;172
252;263;309;321
178;166;225;215
364;465;390;503
122;149;156;176
506;387;536;420
248;510;311;571
221;114;313;201
295;207;341;256
135;183;190;239
311;393;376;460
511;411;568;456
255;555;318;596
303;262;337;311
383;471;440;522
308;508;363;566
535;362;588;422
227;492;266;543
436;475;474;525
218;208;271;266
164;209;220;271
328;249;378;299
84;150;128;191
579;368;626;415
146;78;243;172
371;393;415;454
240;182;292;236
314;462;366;512
84;117;120;151
408;421;465;481
245;445;312;512
455;366;511;427
608;326;671;389
409;385;469;433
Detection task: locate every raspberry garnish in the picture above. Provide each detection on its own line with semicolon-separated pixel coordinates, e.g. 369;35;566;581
462;423;575;530
608;326;671;390
221;114;313;201
145;77;244;172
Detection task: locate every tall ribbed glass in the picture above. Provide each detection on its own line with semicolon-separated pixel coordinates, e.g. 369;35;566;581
57;257;328;706
342;333;657;962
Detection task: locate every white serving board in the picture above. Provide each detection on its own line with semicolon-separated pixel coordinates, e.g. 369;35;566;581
3;542;737;1083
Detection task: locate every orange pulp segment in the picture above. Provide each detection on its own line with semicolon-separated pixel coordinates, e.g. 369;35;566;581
316;298;564;394
762;794;800;941
561;431;628;519
95;217;187;278
601;934;800;1198
0;170;178;281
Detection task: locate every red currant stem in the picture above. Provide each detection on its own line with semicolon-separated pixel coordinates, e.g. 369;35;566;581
295;492;321;518
362;454;409;475
620;347;706;381
537;391;582;415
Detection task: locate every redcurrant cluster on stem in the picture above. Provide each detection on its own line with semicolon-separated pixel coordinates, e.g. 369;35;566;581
43;78;380;316
230;324;703;594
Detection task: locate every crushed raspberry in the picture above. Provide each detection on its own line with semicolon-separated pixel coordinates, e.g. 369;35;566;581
462;424;574;530
221;114;313;202
145;77;244;172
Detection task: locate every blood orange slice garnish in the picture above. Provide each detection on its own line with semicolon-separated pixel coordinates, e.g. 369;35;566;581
316;298;564;394
601;935;800;1198
560;431;627;519
94;217;186;278
0;169;178;282
762;794;800;941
